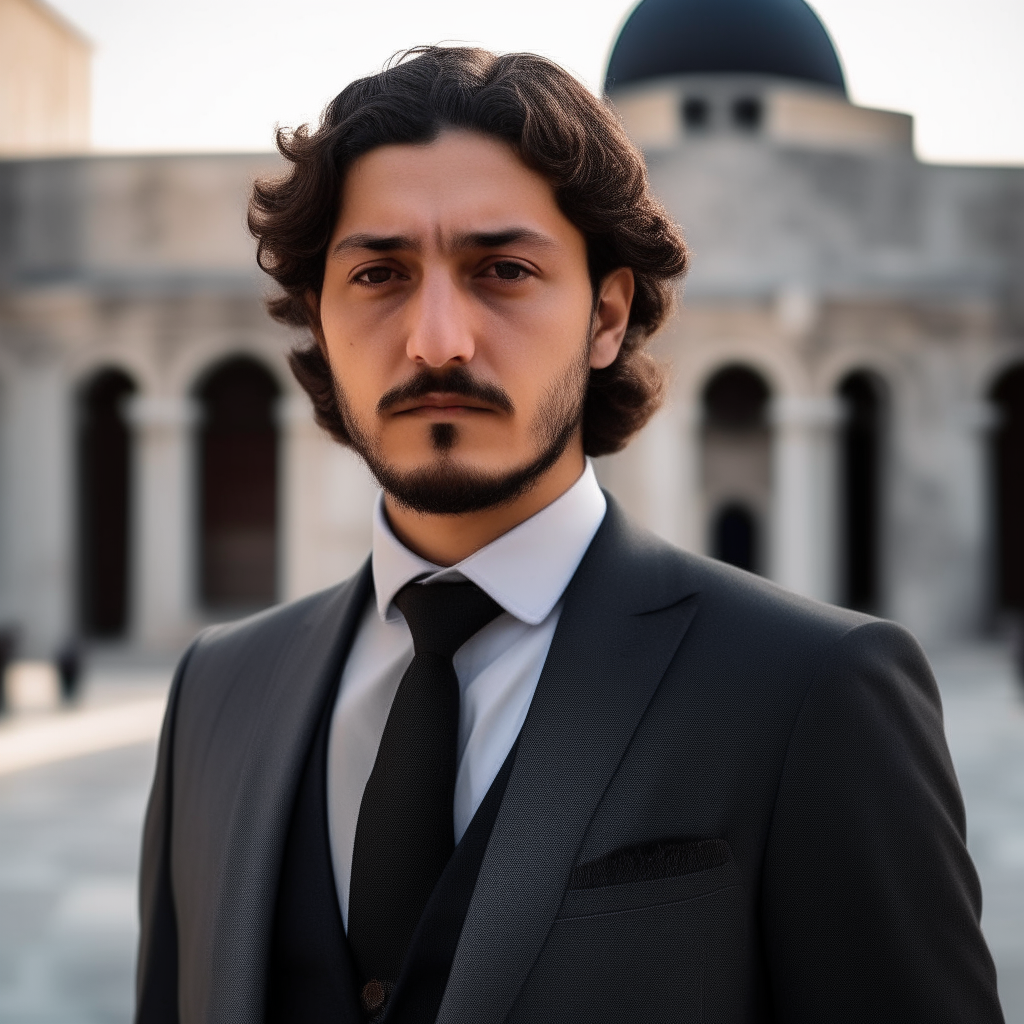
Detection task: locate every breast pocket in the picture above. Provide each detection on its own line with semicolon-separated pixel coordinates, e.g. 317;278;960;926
510;860;753;1024
557;857;742;919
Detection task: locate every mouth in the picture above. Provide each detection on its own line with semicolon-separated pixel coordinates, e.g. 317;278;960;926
389;392;500;418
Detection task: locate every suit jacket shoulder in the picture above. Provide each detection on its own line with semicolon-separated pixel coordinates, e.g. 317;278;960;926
183;566;371;695
591;495;881;692
138;562;372;1024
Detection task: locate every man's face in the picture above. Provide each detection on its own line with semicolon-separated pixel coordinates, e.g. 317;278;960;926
317;130;627;515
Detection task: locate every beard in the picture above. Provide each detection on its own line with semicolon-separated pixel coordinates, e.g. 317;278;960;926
335;346;590;516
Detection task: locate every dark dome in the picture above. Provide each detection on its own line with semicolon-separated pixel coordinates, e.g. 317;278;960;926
606;0;846;95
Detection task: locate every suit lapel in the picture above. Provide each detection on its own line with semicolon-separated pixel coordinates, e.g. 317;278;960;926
204;562;372;1024
437;500;700;1024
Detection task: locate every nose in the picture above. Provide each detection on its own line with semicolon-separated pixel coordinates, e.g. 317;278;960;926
405;268;476;368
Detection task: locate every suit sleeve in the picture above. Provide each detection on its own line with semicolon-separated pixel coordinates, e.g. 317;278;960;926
135;639;201;1024
761;620;1004;1023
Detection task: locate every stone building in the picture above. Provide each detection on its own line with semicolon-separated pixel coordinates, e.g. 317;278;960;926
0;148;380;655
0;0;1022;656
600;0;1024;646
0;0;90;156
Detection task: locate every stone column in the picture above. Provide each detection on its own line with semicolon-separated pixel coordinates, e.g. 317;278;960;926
0;360;73;656
278;393;324;602
769;395;843;602
126;395;199;651
953;399;998;637
594;398;702;552
888;397;997;644
278;393;376;601
635;401;683;547
672;401;703;553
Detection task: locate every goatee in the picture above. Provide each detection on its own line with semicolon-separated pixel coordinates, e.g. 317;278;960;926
336;353;589;516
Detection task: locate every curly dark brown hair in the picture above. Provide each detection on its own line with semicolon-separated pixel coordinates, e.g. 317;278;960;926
248;46;688;457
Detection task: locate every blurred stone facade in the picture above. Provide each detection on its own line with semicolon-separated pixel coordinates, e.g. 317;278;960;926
0;0;90;156
602;69;1024;645
0;153;378;654
0;0;1022;655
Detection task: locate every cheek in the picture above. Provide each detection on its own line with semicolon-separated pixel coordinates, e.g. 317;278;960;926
320;340;380;416
487;300;590;391
487;275;591;353
319;304;403;403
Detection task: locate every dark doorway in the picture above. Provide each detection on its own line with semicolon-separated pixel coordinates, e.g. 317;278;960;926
992;365;1024;611
713;503;757;571
197;358;280;610
703;365;770;430
702;365;771;574
838;371;886;611
78;369;137;637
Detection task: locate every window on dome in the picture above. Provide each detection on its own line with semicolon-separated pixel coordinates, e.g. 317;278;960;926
681;96;710;132
732;97;763;132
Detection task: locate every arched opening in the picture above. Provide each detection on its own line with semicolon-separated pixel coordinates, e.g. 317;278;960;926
713;502;758;571
77;369;137;637
838;371;886;611
992;364;1024;612
701;365;771;574
197;357;281;610
682;96;710;132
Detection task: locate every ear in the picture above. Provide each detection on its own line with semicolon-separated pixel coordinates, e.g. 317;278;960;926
589;267;635;370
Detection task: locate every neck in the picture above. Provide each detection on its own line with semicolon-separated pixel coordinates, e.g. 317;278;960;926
384;447;586;566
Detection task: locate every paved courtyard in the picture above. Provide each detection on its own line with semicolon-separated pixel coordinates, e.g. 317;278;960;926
0;646;1022;1022
936;645;1024;1020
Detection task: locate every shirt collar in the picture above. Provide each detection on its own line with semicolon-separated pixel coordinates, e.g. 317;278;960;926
371;460;607;626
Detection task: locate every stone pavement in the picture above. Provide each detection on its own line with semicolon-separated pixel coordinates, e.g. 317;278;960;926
0;648;1021;1023
0;665;170;1024
933;645;1024;1021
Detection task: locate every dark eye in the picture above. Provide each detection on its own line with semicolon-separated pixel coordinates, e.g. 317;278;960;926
359;266;394;284
492;261;527;280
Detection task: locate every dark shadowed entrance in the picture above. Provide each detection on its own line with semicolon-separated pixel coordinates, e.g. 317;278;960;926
713;502;757;572
78;369;137;637
838;371;886;612
702;365;771;574
197;358;280;610
992;365;1024;611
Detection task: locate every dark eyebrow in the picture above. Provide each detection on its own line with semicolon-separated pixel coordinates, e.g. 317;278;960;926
329;226;558;260
448;228;558;252
329;233;421;258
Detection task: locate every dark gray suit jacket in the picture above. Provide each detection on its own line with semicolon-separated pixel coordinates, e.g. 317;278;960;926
136;497;1003;1023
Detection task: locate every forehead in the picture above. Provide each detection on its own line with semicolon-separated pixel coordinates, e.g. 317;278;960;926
334;130;574;241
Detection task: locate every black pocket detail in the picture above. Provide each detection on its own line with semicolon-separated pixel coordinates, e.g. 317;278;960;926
568;837;732;890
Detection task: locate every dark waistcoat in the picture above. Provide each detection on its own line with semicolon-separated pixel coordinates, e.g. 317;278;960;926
265;677;515;1024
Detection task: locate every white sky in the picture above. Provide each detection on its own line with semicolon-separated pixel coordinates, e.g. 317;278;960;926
47;0;1024;166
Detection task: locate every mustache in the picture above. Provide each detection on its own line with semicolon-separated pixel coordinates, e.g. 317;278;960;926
376;367;515;416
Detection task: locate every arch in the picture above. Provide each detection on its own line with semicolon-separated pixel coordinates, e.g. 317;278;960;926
701;364;772;572
195;356;281;610
991;363;1024;611
816;347;900;399
712;502;758;572
70;349;160;398
685;345;798;408
837;370;887;611
702;364;770;428
176;339;291;399
77;368;137;637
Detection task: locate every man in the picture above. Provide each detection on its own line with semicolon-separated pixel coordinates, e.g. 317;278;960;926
136;47;1003;1024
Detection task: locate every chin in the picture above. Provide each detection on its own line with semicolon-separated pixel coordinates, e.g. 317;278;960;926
357;405;581;516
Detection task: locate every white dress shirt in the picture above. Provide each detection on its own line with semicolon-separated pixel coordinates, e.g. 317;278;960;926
326;461;607;928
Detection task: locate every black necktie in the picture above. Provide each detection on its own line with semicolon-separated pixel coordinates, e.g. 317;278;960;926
347;579;503;1017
